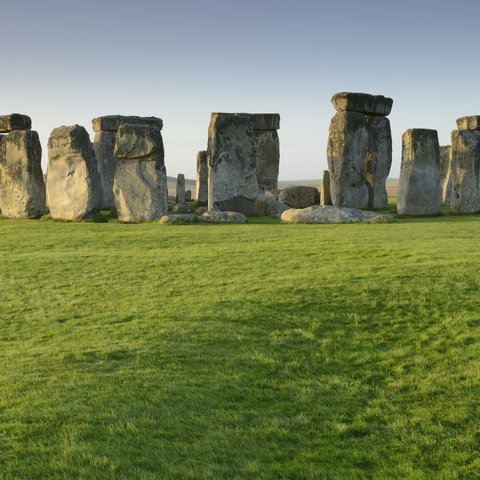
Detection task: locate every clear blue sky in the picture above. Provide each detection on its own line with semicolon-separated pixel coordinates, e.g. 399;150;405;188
3;0;480;179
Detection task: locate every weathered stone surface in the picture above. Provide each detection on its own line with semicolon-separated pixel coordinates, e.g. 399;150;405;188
365;116;392;209
280;205;394;224
255;194;289;217
201;210;247;224
185;190;192;202
278;185;320;208
208;113;258;215
92;115;163;132
47;125;102;220
172;202;194;213
252;113;280;131
439;145;452;204
0;114;32;133
113;124;167;222
254;129;280;192
93;130;116;209
321;170;332;206
0;130;46;218
450;130;480;213
196;150;208;205
397;129;441;215
327;112;369;209
176;174;185;204
195;206;208;215
160;214;197;224
456;116;480;131
331;92;393;116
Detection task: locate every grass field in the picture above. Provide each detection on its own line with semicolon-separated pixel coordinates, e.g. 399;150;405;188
0;207;479;479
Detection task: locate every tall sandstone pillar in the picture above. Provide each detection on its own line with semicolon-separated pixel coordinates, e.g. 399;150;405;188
196;150;208;205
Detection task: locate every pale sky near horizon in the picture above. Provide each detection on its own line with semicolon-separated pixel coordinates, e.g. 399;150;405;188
3;0;480;180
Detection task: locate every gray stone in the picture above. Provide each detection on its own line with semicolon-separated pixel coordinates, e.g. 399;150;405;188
456;116;480;131
0;130;46;218
201;210;247;224
208;113;258;215
439;145;452;205
113;123;167;222
397;129;441;215
251;113;280;131
92;115;163;132
255;194;289;217
278;185;320;208
176;174;185;204
365;116;392;208
185;190;192;202
254;129;280;192
280;205;394;224
327;112;369;209
450;130;480;213
93;130;116;209
160;214;197;224
331;92;393;116
196;150;208;205
172;202;194;213
0;114;32;133
46;125;102;220
321;170;332;206
195;206;208;215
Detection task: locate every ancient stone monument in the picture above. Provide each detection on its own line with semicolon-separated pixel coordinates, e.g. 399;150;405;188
0;115;46;218
439;145;452;205
278;185;320;208
176;174;186;204
47;125;102;220
92;115;163;209
327;92;393;209
196;150;208;205
113;123;167;222
321;170;332;206
397;129;441;215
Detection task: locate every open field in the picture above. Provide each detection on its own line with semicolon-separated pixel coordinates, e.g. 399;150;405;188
0;208;479;479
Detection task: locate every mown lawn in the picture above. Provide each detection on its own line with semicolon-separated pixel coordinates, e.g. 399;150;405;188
0;212;479;479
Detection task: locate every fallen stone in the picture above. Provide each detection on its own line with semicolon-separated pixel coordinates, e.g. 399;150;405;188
172;202;194;213
397;129;441;215
254;129;280;192
0;114;32;133
280;205;393;224
160;214;197;224
46;125;102;220
92;115;163;132
331;92;393;116
93;130;116;209
0;130;46;218
255;194;289;217
321;170;332;205
201;210;247;224
196;150;208;206
456;116;480;131
439;145;452;205
278;185;320;208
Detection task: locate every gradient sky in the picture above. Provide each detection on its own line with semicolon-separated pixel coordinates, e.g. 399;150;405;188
4;0;480;179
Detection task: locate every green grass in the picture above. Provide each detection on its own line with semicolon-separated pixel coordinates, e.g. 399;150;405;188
0;212;479;479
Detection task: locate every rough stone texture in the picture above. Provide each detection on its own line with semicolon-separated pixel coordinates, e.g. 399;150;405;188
255;194;289;217
439;145;452;205
113;123;168;222
251;113;280;131
196;150;208;205
0;130;46;218
365;116;392;208
254;129;280;192
201;210;247;224
176;174;185;204
185;190;192;202
327;112;369;209
397;129;441;215
321;170;332;206
208;113;258;215
172;202;194;213
92;115;163;132
331;92;393;116
195;206;208;215
278;185;320;208
160;214;197;224
0;114;32;133
93;130;116;209
47;125;102;220
456;116;480;131
281;205;394;224
450;130;480;213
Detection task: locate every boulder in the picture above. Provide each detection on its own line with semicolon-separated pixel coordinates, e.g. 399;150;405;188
327;111;369;209
0;130;46;218
280;205;393;224
46;125;102;220
254;129;280;192
439;145;452;205
92;115;163;132
397;129;441;215
160;214;197;224
278;185;320;208
172;202;194;213
450;130;480;213
196;150;208;205
456;116;480;131
208;113;258;215
201;210;247;224
113;123;168;222
176;174;185;204
331;92;393;116
0;114;32;133
92;130;116;209
255;194;289;217
321;170;332;206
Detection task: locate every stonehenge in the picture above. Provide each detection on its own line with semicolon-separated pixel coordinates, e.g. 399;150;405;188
278;185;320;208
196;150;208;205
0;114;32;133
176;174;186;204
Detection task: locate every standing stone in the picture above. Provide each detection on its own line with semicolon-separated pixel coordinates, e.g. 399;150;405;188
397;129;441;215
0;114;32;133
327;111;369;209
113;123;167;222
321;170;332;205
0;130;46;218
176;174;186;204
439;145;452;205
47;125;102;220
185;190;192;202
208;113;258;215
196;150;208;205
450;130;480;213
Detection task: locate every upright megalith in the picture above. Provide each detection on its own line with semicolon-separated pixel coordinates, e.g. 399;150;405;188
176;174;186;204
0;114;32;133
0;130;46;218
47;125;102;220
196;150;208;205
92;115;163;209
113;123;167;222
321;170;332;206
397;129;441;215
207;113;258;215
439;145;452;204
